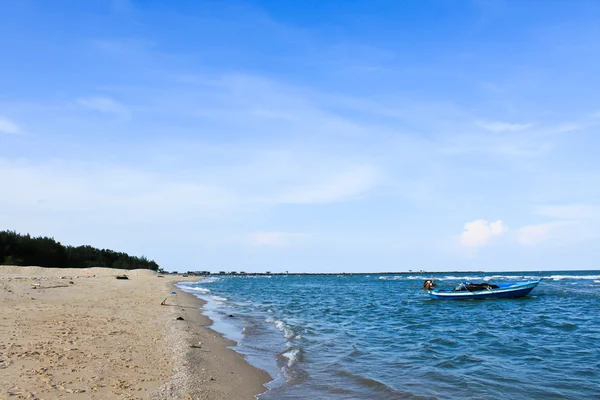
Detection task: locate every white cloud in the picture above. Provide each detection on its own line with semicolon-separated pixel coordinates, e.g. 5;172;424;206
535;204;600;220
248;232;308;247
476;120;533;132
0;159;237;224
515;222;573;246
0;116;19;134
460;219;507;247
274;165;379;204
76;97;131;119
515;205;600;246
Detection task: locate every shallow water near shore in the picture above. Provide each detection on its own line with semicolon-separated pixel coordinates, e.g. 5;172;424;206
178;271;600;399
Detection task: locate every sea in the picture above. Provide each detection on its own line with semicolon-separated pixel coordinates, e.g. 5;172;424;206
177;271;600;399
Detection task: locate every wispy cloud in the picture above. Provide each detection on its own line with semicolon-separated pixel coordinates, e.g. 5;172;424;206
515;221;574;246
460;219;507;248
273;165;379;205
76;97;131;119
509;204;600;247
248;231;309;247
476;120;533;132
0;116;20;134
535;204;600;220
0;159;237;225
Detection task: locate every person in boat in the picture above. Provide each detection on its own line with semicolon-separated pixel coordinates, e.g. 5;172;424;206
423;280;436;290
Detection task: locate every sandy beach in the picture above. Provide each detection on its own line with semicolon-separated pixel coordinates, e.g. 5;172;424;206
0;266;269;400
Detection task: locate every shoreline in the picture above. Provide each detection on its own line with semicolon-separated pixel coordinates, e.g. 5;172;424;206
159;282;271;399
0;266;269;399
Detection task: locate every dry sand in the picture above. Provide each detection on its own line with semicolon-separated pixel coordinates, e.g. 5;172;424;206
0;266;270;400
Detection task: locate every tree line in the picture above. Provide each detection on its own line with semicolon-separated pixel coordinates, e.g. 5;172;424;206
0;230;159;271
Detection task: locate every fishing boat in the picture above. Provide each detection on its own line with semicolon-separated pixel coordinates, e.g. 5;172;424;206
424;279;541;300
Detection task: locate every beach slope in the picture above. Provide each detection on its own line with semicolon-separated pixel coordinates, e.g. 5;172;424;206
0;267;269;399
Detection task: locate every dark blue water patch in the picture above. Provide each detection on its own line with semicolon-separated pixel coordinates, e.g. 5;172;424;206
179;271;600;399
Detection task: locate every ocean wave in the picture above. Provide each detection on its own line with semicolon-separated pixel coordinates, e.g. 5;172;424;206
378;274;549;282
437;275;486;281
548;275;600;280
379;275;423;280
200;277;221;284
277;321;295;339
210;295;228;302
184;286;211;294
265;317;300;339
378;276;403;280
334;369;399;395
379;275;489;281
282;348;300;367
433;275;540;281
483;275;512;281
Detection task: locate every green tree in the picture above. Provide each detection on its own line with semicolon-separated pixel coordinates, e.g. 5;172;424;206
0;230;160;271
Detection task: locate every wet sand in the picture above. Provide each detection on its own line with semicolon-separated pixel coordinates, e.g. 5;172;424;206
0;266;270;399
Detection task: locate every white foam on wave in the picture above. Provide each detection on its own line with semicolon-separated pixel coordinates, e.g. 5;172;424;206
432;275;540;281
277;322;296;339
481;275;538;281
438;275;485;281
594;280;600;283
379;275;488;281
434;274;598;281
378;274;553;283
282;349;300;367
548;275;600;281
184;287;211;294
265;317;299;339
236;275;273;279
483;275;508;281
200;277;221;284
210;295;228;302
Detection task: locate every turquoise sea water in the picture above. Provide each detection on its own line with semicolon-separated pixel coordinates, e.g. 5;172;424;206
178;271;600;399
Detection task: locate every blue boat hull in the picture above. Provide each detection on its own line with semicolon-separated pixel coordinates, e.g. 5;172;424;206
427;280;541;300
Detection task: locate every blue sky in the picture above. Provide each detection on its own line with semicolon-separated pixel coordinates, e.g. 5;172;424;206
1;0;600;272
